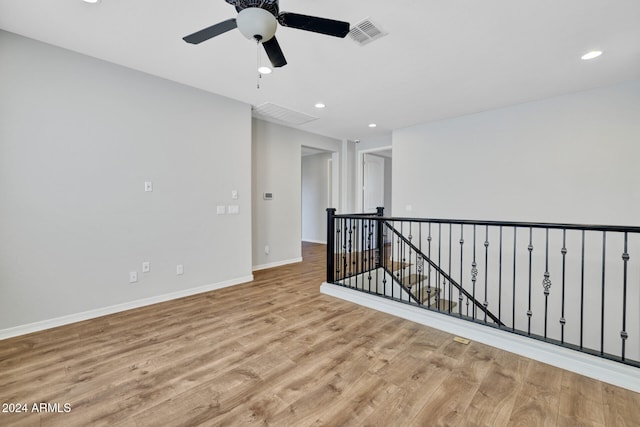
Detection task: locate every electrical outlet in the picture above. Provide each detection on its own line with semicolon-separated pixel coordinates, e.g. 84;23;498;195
176;264;184;275
142;262;150;273
129;272;138;283
144;181;153;192
265;245;270;255
231;190;238;200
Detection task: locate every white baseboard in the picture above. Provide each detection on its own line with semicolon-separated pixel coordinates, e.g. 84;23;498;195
0;275;254;341
302;239;327;244
252;257;302;271
320;282;640;393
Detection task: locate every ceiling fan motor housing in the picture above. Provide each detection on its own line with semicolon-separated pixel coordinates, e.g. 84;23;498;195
236;7;277;42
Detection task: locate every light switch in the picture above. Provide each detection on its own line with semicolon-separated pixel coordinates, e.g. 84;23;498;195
231;190;238;200
216;205;226;215
228;205;239;214
176;264;184;275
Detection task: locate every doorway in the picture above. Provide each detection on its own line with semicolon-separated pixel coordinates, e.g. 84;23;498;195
357;147;392;215
301;146;339;244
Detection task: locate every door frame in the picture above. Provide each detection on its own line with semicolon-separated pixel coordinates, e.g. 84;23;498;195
356;145;392;214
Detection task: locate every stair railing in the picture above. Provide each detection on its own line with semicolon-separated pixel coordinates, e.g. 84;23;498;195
326;208;640;367
381;220;503;325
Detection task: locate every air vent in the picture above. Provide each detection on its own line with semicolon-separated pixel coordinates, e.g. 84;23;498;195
348;18;387;46
252;103;318;126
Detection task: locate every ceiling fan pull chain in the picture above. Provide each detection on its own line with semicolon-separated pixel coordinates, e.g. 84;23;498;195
256;38;261;89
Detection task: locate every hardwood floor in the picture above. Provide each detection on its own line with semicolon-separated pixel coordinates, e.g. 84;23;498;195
1;242;638;426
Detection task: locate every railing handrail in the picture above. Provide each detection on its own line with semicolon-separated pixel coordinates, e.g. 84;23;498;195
333;214;640;234
383;220;504;326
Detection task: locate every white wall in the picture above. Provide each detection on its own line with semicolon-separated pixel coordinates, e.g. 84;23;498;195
356;134;392;151
341;140;356;214
0;31;253;333
383;156;392;215
393;80;640;225
252;119;341;269
302;152;332;243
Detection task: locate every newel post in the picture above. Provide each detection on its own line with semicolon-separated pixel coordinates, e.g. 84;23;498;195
326;208;337;283
376;207;384;267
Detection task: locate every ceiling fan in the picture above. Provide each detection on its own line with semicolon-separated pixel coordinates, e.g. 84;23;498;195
183;0;351;68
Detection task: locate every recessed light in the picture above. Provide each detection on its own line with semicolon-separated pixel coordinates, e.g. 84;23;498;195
581;50;603;60
258;66;272;74
315;103;326;109
83;0;101;3
368;123;377;128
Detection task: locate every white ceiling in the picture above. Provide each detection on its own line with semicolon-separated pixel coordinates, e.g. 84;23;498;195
1;0;639;142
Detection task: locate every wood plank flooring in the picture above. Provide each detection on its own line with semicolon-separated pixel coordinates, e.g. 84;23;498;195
1;242;638;426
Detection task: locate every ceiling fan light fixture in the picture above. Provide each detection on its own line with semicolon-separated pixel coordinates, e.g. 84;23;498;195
258;66;272;74
581;50;603;60
237;7;277;42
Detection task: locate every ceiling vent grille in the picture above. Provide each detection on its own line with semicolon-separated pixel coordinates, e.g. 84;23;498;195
348;18;387;46
252;102;318;126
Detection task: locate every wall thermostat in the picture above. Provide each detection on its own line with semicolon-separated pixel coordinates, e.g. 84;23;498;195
263;192;273;200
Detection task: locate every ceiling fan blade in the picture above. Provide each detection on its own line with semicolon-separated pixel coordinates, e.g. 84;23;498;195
263;36;287;68
278;12;350;38
183;18;237;44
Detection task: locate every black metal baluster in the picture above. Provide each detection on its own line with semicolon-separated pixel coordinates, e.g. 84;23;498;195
419;223;423;305
448;224;453;314
512;228;517;332
560;229;567;344
352;220;357;289
345;218;349;283
359;220;363;287
483;225;489;324
343;218;348;285
437;223;442;310
342;218;348;283
375;219;380;295
383;220;390;297
395;221;401;300
368;218;372;290
471;225;477;320
621;232;629;361
542;228;551;340
407;222;413;303
580;230;585;350
367;219;372;293
527;227;533;336
335;218;340;281
459;225;464;316
427;223;432;308
498;226;503;327
600;231;606;355
356;219;367;291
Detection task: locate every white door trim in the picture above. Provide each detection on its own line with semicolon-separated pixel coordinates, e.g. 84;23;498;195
356;145;392;213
